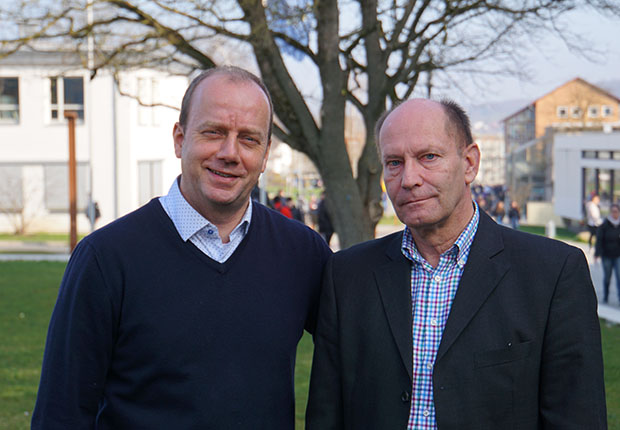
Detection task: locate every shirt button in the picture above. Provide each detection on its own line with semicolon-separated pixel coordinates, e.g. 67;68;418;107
401;391;410;402
423;410;430;417
426;362;433;369
207;229;214;235
430;318;438;326
434;275;441;282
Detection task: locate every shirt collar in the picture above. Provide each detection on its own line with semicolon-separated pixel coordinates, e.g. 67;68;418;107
160;176;252;242
401;201;480;268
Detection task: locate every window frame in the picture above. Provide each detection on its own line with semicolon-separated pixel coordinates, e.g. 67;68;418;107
0;77;19;124
49;76;85;122
587;105;600;118
557;106;568;119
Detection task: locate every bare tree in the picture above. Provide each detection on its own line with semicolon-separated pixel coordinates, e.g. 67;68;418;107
0;167;42;235
2;0;618;246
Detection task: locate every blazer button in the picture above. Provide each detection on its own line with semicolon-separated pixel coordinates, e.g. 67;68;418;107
401;391;410;402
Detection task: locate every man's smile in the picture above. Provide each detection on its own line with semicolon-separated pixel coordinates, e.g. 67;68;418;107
207;167;237;178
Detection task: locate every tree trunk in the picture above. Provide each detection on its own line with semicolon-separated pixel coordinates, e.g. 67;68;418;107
316;127;373;248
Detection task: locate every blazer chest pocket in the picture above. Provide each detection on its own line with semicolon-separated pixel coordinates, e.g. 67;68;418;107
474;340;532;369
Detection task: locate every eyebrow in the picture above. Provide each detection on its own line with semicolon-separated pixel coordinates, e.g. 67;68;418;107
195;121;266;138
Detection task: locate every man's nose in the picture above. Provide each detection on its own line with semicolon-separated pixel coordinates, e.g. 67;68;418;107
217;134;241;162
401;162;423;189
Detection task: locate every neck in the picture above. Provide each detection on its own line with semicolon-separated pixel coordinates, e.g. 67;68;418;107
206;201;249;243
409;199;474;268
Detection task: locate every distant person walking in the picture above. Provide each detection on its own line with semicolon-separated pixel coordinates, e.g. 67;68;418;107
595;203;620;303
586;195;603;249
287;197;304;223
493;200;505;225
508;200;521;229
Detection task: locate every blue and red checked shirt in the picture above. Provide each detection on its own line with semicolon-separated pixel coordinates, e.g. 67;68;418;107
403;202;480;429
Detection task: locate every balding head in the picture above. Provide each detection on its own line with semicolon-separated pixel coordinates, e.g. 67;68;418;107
375;98;473;156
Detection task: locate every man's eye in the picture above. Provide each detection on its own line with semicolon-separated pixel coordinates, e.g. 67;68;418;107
423;154;437;161
386;160;401;167
242;136;259;144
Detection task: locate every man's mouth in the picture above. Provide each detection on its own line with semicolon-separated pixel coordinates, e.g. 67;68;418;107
208;168;235;178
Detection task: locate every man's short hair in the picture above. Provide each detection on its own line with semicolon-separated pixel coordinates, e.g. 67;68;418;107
179;66;274;141
439;99;474;150
374;98;474;155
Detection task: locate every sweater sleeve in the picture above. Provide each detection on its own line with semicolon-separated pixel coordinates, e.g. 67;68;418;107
32;239;118;429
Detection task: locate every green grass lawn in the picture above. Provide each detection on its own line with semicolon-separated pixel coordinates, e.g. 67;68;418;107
1;261;618;429
0;233;86;242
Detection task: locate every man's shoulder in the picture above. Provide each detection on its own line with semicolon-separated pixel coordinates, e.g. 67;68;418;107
255;202;313;231
84;199;167;249
253;202;330;249
334;230;403;263
482;219;582;261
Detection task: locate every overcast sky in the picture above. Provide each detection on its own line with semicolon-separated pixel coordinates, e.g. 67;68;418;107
474;7;620;104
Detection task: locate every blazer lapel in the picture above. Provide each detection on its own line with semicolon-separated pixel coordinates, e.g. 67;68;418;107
374;232;414;381
436;211;510;362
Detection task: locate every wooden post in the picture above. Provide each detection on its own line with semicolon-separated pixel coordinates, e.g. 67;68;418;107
65;111;78;252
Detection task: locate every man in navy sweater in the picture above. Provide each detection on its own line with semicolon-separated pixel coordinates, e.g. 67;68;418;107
32;66;331;429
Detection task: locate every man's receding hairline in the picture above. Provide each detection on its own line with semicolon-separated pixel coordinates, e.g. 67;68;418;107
376;99;470;156
179;66;274;140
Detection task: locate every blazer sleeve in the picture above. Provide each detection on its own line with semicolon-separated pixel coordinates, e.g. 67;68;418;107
539;247;607;428
306;256;344;430
31;240;117;429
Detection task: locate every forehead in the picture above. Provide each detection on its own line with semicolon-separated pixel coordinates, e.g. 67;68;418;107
189;75;270;127
379;101;452;152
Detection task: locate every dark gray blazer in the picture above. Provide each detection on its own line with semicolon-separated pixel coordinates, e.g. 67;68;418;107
306;210;606;429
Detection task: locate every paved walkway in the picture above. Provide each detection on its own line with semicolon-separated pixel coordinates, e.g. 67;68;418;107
2;228;620;324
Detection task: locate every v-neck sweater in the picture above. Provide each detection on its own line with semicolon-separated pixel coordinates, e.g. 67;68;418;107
32;199;331;429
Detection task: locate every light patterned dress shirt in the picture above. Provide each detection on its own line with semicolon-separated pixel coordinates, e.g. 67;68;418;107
159;177;252;263
403;202;480;429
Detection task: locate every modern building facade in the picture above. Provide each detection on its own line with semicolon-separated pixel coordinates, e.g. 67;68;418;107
554;130;620;222
503;78;620;204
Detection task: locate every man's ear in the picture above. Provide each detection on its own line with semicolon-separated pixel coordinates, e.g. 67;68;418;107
173;122;184;159
463;143;480;185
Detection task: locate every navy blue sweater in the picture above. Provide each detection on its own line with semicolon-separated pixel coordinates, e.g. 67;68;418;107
32;199;331;429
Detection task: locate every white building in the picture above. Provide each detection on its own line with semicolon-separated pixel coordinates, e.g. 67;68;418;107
0;49;189;233
554;130;620;223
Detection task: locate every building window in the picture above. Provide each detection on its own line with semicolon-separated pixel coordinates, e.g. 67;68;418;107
582;151;597;159
50;77;84;121
0;165;23;211
0;77;19;123
557;106;568;118
570;106;582;118
602;105;613;117
43;163;90;211
587;105;599;118
138;160;162;205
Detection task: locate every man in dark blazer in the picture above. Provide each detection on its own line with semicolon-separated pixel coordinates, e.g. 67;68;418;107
306;99;606;429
